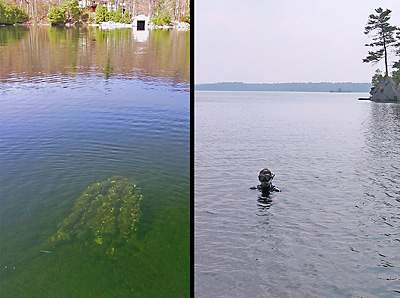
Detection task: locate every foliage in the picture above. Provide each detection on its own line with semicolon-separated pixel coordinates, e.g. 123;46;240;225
372;69;384;87
49;176;142;256
0;1;28;25
2;0;188;25
64;0;81;23
181;14;189;24
392;68;400;85
363;7;398;76
110;8;123;23
151;14;171;26
48;6;66;25
95;5;108;23
48;0;80;26
95;6;131;24
121;11;131;24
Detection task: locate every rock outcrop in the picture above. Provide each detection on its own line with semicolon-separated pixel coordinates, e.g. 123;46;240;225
370;77;400;102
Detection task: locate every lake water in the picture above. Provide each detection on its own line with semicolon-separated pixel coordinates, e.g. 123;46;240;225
195;91;400;298
0;27;189;297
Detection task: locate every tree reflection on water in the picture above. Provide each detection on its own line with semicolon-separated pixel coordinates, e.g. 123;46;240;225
0;27;189;83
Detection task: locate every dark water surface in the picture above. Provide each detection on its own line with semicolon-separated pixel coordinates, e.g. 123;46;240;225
0;27;189;297
195;92;400;298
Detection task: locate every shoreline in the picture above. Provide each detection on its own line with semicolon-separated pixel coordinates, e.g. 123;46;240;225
1;21;190;30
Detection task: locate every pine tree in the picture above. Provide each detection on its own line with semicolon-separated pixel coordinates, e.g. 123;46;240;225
363;7;397;77
371;69;384;87
391;30;400;83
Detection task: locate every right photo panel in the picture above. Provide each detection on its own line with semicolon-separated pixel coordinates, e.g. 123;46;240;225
195;1;400;297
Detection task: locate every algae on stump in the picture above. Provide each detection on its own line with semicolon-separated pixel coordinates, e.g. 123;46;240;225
49;176;142;256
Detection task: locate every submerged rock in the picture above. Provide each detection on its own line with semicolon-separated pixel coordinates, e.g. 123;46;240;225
49;176;142;256
370;77;400;102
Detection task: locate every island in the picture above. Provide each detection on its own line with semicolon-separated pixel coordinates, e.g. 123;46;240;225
362;7;400;102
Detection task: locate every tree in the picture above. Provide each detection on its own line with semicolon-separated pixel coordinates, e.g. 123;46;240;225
48;0;80;26
95;4;108;23
372;69;384;87
48;5;65;25
392;69;400;84
363;8;397;77
63;0;80;24
391;30;400;81
121;10;131;23
0;0;28;25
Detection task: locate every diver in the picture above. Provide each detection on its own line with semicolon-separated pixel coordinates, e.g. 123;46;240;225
250;168;280;197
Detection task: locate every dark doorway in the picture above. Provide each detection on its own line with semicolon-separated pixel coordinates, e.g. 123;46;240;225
137;20;145;31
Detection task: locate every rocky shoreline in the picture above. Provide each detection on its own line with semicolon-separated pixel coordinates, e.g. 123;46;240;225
361;77;400;103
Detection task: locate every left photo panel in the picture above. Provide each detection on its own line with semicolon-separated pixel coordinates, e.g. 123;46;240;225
0;0;190;296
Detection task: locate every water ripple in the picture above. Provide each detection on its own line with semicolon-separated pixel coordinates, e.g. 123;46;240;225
195;92;400;298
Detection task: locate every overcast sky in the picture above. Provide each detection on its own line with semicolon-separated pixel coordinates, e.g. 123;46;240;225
195;0;400;83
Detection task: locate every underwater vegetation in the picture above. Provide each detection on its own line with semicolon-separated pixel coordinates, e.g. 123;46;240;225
49;176;142;256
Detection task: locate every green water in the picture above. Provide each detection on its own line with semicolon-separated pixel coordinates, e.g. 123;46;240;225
0;26;189;297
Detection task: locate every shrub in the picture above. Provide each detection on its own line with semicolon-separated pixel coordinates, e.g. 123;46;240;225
48;0;80;26
110;8;122;23
151;14;171;26
48;6;66;25
64;0;80;23
181;15;190;24
95;6;131;24
392;68;400;85
95;5;108;23
121;11;131;24
0;1;28;25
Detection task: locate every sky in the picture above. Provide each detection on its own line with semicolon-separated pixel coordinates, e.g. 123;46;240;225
195;0;400;84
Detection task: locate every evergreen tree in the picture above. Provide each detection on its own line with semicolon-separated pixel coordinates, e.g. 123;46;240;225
363;7;397;77
95;5;108;23
391;29;400;82
372;69;384;87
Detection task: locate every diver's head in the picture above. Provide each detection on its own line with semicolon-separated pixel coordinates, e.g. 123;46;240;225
258;168;274;183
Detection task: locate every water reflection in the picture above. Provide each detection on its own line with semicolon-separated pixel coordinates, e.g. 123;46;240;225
133;29;149;42
0;27;189;84
196;92;400;297
256;196;273;212
0;26;28;45
357;102;400;294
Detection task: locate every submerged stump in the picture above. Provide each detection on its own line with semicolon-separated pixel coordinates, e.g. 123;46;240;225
49;176;142;256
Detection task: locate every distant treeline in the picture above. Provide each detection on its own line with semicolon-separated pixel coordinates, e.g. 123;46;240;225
196;82;371;93
1;0;189;24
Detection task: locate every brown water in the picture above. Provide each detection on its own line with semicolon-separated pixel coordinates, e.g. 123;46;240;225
0;26;189;83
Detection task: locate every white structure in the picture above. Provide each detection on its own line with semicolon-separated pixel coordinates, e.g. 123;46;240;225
132;15;149;31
